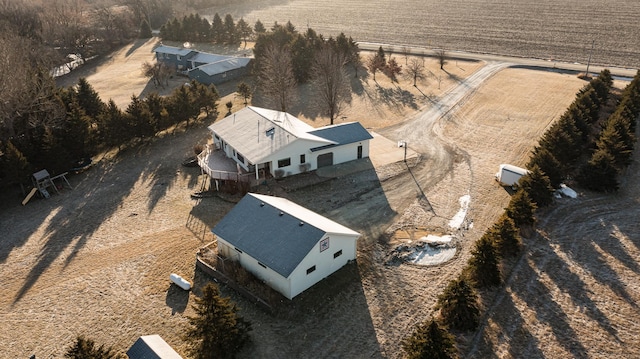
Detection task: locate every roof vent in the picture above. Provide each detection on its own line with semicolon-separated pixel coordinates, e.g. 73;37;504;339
279;212;284;216
299;222;304;226
260;202;265;207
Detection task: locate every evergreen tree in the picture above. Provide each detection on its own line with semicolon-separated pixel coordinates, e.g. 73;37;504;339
505;189;537;228
402;319;457;359
436;278;480;331
527;146;563;188
224;14;238;45
184;283;251;359
2;140;32;185
211;13;224;44
64;335;123;359
76;78;106;120
236;18;253;48
577;147;619;192
41;127;72;174
598;113;635;170
167;84;200;127
99;99;128;148
62;101;92;158
253;19;266;34
517;165;554;208
467;235;501;288
487;215;520;258
537;117;582;167
597;69;613;90
139;19;152;38
125;95;155;139
190;81;220;119
144;93;170;131
376;46;387;67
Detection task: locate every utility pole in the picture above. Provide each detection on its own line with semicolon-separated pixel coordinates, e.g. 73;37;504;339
585;39;595;78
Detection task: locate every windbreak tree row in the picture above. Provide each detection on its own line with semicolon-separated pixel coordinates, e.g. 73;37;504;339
402;69;640;358
1;79;219;188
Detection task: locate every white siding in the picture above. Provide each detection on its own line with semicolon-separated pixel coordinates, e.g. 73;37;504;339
288;233;358;299
262;139;326;177
217;237;291;298
312;141;370;168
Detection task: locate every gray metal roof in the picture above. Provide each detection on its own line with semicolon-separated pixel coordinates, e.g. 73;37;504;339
308;122;373;152
153;45;194;57
208;107;332;164
127;335;183;359
189;52;229;65
193;57;251;75
212;193;360;278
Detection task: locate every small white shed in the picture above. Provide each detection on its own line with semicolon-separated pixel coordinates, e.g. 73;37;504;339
212;193;360;300
495;164;529;186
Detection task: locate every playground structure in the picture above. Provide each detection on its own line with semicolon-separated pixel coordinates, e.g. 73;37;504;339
22;169;73;205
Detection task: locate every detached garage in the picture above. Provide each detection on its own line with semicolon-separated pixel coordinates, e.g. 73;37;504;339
212;193;361;300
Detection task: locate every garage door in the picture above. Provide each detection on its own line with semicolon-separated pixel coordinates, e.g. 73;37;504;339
317;153;334;168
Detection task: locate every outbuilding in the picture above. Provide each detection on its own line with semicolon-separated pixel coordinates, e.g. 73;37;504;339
187;57;252;85
127;335;182;359
212;193;361;300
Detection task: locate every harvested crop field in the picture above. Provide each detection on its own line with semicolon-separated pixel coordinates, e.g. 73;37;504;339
204;0;640;68
1;35;639;359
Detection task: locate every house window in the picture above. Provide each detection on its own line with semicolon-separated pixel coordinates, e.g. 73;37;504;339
334;250;343;259
278;158;291;168
258;262;267;268
300;154;306;163
237;153;244;164
234;247;243;253
177;55;182;60
306;265;316;275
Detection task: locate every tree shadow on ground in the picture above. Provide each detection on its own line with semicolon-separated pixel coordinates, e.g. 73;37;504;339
467;286;544;358
9;126;208;305
374;84;418;111
511;250;590;357
125;38;155;57
204;261;383;358
166;283;190;315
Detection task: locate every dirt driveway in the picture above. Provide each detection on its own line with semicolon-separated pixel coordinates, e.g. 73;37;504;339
2;38;636;358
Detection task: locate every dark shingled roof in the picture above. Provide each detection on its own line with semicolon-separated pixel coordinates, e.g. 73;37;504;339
308;122;373;152
212;193;358;278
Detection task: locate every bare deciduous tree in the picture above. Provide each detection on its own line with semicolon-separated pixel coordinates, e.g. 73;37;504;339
311;45;350;125
386;57;402;82
366;54;385;82
257;44;297;112
141;61;174;89
404;58;427;87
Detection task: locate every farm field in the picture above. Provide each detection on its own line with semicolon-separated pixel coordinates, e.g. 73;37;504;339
203;0;640;69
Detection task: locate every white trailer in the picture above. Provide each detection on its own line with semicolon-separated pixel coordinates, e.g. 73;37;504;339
495;164;529;187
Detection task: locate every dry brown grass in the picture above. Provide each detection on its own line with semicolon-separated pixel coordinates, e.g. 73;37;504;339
2;37;638;359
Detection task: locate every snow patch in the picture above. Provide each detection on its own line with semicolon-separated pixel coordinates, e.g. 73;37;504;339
449;194;471;229
388;234;457;266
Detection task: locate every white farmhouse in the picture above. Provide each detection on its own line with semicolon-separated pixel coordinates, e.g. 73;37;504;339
212;193;360;300
198;106;372;183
